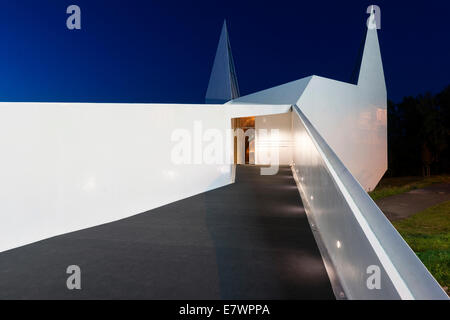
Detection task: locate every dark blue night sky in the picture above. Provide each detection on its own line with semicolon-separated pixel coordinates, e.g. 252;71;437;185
0;0;448;103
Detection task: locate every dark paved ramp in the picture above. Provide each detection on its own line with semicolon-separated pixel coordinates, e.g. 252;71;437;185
0;165;334;299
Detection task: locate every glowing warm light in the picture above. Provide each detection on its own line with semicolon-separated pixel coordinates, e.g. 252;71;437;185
376;108;387;122
337;241;341;248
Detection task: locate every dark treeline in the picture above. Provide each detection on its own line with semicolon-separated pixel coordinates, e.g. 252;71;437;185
387;86;450;177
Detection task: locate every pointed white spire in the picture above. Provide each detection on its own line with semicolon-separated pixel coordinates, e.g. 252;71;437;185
357;6;386;94
205;20;240;104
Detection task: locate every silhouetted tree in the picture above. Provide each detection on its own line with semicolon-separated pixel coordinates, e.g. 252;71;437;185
386;86;450;176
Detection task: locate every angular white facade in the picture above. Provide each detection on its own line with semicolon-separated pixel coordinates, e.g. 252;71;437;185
230;27;387;191
0;11;447;300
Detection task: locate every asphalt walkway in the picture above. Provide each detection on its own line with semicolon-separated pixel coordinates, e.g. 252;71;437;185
376;183;450;221
0;165;334;299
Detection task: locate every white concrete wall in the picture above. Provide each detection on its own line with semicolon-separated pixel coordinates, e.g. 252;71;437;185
0;102;290;252
297;76;387;192
255;112;293;165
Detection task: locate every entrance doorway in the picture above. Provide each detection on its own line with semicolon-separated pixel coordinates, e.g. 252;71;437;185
231;116;255;165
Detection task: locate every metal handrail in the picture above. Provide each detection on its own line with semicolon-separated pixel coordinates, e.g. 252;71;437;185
292;104;448;300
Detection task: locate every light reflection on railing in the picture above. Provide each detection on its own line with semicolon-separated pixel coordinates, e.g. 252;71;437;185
291;104;448;300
